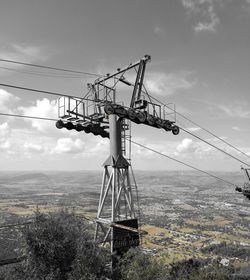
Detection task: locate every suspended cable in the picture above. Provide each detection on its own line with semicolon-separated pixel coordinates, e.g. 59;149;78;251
1;93;248;168
0;112;57;121
0;113;240;196
179;127;250;167
2;57;247;161
137;83;250;165
1;81;249;166
134;83;250;166
0;111;237;186
0;83;94;102
0;66;85;78
146;92;250;161
0;58;101;77
122;73;249;164
179;114;250;160
0;82;248;169
130;140;237;187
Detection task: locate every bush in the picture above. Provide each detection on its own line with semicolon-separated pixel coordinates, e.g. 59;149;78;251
168;259;233;280
118;248;167;280
2;210;108;280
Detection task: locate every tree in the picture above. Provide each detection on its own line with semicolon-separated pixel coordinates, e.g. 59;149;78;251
5;210;108;280
168;259;233;280
118;248;167;280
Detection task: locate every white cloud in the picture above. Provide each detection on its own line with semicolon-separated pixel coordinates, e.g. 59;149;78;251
182;0;220;33
18;98;57;131
232;126;240;131
194;14;219;32
175;137;213;158
131;137;178;160
0;122;10;137
0;44;46;65
218;104;250;119
23;142;44;153
0;88;20;112
0;122;11;150
54;138;85;154
0;44;49;76
11;44;42;59
176;138;195;154
187;127;202;132
87;138;109;155
145;72;195;96
154;26;164;34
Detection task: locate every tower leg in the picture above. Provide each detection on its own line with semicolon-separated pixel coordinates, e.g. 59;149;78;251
94;115;140;277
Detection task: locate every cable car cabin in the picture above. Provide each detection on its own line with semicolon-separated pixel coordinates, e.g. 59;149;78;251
236;167;250;200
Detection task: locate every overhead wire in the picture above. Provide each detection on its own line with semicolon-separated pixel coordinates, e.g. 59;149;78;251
0;83;95;102
0;112;239;188
0;112;57;121
101;60;133;101
0;58;101;77
0;76;247;175
0;81;249;167
0;66;86;78
2;60;248;163
179;127;250;167
1;57;248;161
130;140;237;187
146;91;250;161
117;75;250;166
126;71;250;163
134;80;250;165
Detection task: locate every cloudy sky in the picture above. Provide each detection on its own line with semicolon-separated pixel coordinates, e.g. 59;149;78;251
0;0;249;171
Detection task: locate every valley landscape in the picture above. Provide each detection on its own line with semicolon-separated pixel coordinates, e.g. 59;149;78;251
0;170;249;273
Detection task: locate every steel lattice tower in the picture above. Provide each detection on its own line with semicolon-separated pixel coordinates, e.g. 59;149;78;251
94;114;140;271
55;55;179;277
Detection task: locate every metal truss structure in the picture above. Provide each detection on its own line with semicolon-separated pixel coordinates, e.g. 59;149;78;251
55;55;180;274
55;55;179;137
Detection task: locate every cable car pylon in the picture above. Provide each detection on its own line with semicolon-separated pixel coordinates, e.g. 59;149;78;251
55;55;180;277
94;115;140;274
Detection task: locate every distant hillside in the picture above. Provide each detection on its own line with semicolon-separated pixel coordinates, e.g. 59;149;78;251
0;172;52;184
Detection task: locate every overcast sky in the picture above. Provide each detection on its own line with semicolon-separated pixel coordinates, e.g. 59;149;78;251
0;0;249;171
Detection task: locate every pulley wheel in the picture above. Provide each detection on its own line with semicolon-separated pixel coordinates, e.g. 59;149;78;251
115;106;127;118
147;114;155;126
55;120;64;129
75;124;84;132
137;111;147;123
128;109;137;120
155;118;164;128
65;122;74;130
163;121;172;131
84;125;91;133
104;104;115;115
172;125;180;135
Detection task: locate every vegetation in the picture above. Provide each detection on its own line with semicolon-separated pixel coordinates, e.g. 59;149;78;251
0;170;249;279
118;248;167;280
0;210;108;280
201;241;250;259
118;252;235;280
168;259;233;280
0;210;248;280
